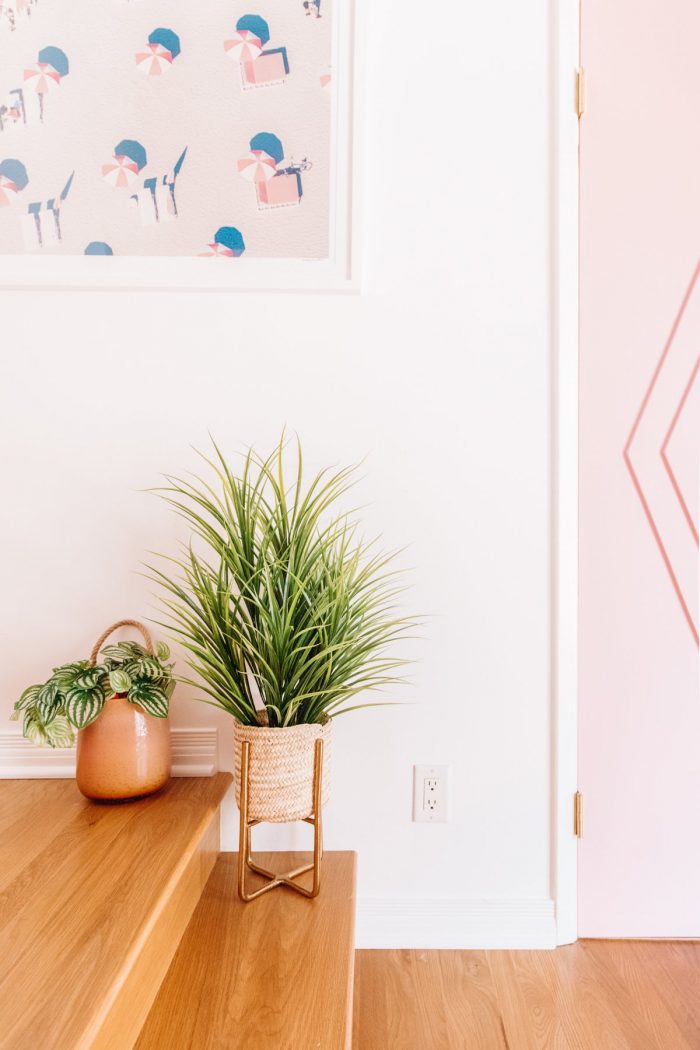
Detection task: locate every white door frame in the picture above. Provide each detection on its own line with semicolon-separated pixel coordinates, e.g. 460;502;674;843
551;0;580;945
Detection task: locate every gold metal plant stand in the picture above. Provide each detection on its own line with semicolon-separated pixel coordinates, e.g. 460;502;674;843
237;738;324;902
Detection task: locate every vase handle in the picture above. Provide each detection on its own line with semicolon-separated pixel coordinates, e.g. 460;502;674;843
90;619;155;665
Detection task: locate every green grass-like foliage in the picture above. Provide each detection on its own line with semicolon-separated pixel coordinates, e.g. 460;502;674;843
11;639;174;748
149;437;415;727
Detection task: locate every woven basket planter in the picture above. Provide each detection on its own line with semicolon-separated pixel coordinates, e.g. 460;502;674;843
233;721;332;823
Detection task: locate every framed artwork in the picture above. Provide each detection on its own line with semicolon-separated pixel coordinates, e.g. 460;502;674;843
0;0;359;290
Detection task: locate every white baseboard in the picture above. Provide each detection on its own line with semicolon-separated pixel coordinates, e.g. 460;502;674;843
355;898;557;949
0;727;218;778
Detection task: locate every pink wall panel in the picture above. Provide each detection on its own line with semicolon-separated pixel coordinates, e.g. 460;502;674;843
580;0;700;936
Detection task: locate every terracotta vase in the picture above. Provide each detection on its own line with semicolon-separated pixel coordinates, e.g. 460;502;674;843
76;694;171;802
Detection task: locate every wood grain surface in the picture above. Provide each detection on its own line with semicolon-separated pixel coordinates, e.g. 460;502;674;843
137;851;357;1050
352;942;700;1050
0;774;232;1050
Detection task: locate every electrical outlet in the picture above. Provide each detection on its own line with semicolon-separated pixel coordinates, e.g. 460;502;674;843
413;764;450;822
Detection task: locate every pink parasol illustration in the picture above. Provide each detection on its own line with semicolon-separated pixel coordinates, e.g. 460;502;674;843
135;43;174;76
224;30;263;63
237;149;277;183
0;176;18;207
199;243;235;258
23;63;62;96
101;155;140;188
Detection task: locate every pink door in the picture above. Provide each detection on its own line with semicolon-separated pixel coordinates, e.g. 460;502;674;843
580;0;700;936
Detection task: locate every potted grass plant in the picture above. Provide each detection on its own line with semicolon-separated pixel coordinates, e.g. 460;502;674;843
150;437;415;898
12;620;174;800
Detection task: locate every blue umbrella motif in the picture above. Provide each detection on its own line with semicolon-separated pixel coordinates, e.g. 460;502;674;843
227;16;290;87
249;132;283;166
149;28;181;58
84;241;113;256
200;226;245;257
37;46;70;78
240;135;309;208
102;140;147;189
236;14;270;45
215;226;245;256
0;158;28;208
137;29;181;75
0;157;29;193
115;139;147;171
24;47;69;122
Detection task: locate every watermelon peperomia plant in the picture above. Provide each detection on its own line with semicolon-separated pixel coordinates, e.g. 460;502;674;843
11;638;174;748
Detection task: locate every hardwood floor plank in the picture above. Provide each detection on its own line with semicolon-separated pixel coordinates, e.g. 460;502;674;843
630;941;700;1049
582;940;694;1050
354;944;700;1050
538;943;639;1050
354;950;507;1050
137;851;357;1050
488;950;573;1050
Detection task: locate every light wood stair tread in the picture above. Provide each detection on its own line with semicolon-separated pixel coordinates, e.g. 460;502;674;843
136;850;357;1050
0;773;232;1050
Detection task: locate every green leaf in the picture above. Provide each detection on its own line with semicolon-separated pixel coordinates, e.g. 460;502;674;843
128;681;169;718
51;662;89;689
148;436;418;727
15;683;41;713
23;709;48;745
109;669;132;694
45;715;74;749
100;641;147;665
74;667;105;691
123;656;166;682
155;640;171;661
36;681;61;724
64;686;105;729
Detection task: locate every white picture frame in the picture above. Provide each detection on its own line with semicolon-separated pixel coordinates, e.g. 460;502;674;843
0;0;361;293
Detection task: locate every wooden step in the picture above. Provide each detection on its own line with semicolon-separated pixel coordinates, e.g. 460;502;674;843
136;851;357;1050
0;773;232;1050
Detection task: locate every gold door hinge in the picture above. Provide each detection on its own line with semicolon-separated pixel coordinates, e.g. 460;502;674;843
576;68;586;118
574;791;583;837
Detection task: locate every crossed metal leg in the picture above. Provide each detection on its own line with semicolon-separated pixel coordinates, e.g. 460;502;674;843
237;738;324;902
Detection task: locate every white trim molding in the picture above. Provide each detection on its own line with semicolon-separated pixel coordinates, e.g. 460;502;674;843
356;899;557;950
0;727;218;778
550;0;580;946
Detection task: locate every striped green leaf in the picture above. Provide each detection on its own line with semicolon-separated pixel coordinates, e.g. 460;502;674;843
23;709;48;745
44;715;74;749
51;662;89;690
15;683;41;714
123;657;166;682
101;641;148;665
155;640;171;661
23;710;74;749
109;668;132;694
64;686;105;729
128;681;169;718
73;667;104;691
36;681;61;724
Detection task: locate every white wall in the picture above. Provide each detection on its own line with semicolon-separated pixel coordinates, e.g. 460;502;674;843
0;0;554;946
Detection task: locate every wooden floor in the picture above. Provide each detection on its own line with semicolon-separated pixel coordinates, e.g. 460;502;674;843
138;851;357;1050
353;943;700;1050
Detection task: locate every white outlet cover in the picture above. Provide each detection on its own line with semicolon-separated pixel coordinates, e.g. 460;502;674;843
412;764;451;822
